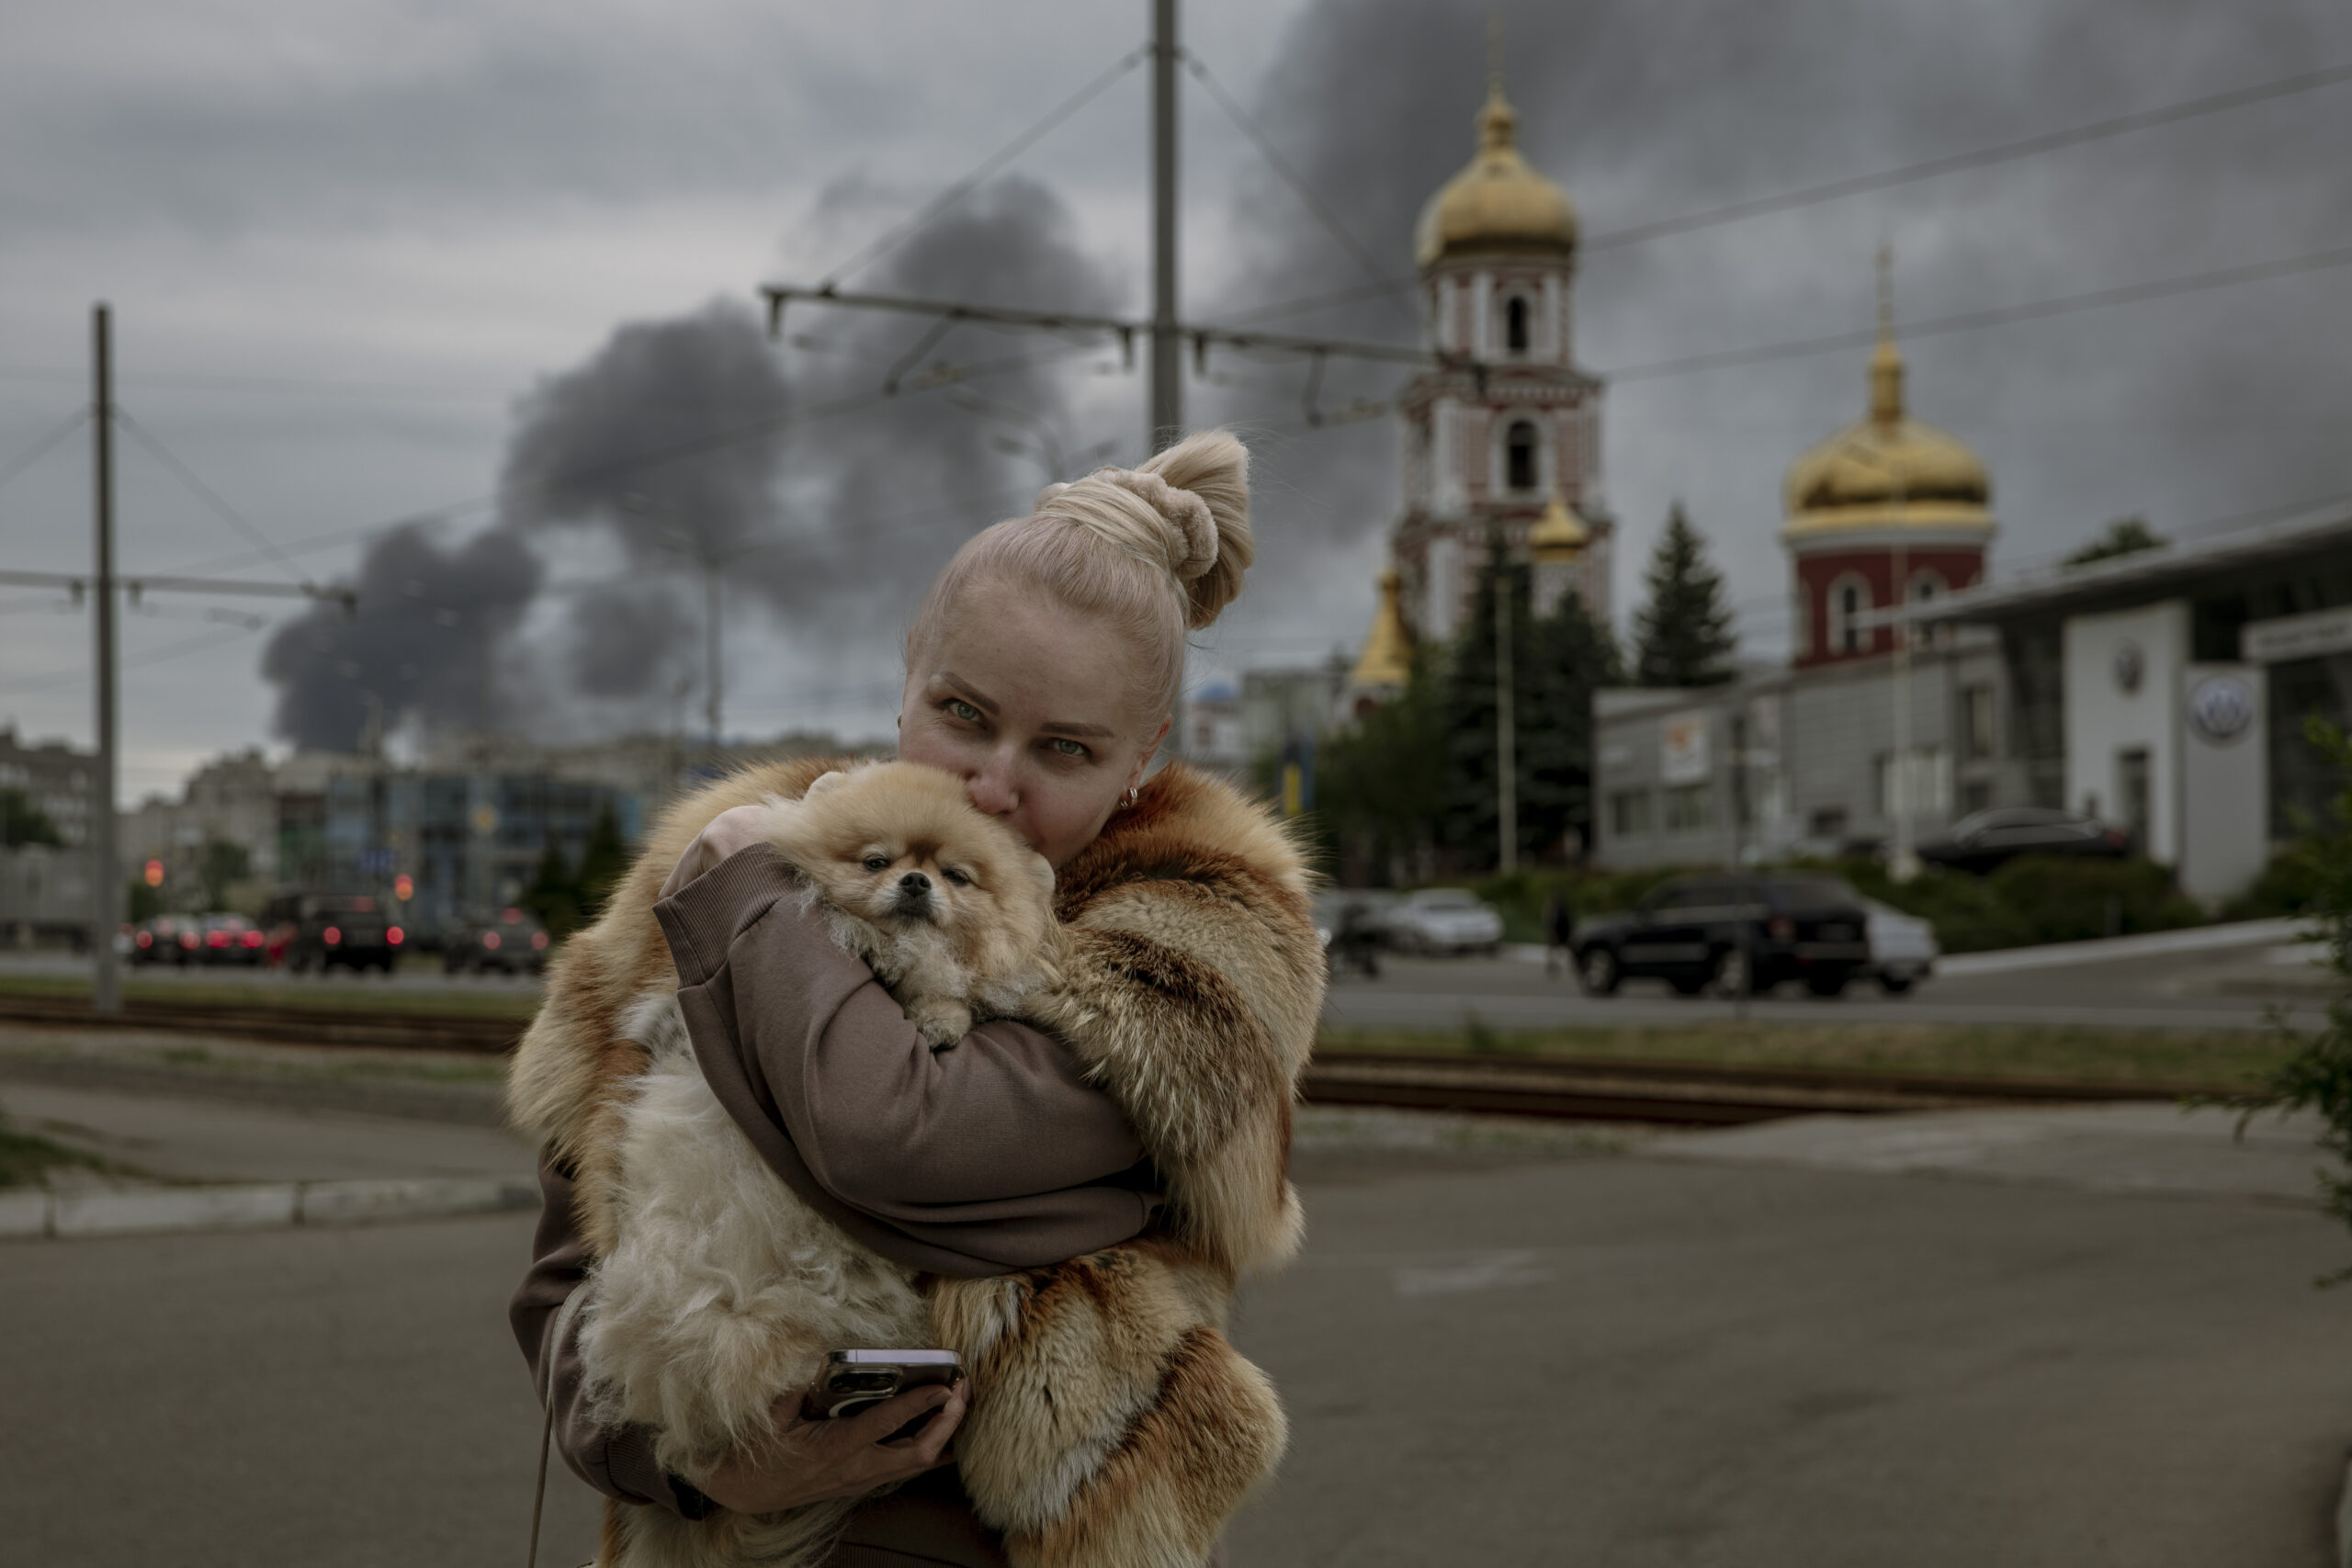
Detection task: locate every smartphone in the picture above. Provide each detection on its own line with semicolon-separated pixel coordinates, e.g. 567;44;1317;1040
802;1349;965;1427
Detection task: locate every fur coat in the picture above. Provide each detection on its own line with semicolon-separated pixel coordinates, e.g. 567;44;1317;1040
508;758;1324;1567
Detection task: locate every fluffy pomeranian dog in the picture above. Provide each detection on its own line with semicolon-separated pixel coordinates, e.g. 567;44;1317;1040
577;762;1063;1568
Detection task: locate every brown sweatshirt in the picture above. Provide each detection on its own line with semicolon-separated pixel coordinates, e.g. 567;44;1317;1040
508;845;1159;1563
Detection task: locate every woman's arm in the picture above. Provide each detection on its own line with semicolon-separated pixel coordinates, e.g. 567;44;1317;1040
654;832;1157;1273
511;1149;967;1516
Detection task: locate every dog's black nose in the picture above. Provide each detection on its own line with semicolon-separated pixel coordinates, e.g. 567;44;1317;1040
898;872;932;896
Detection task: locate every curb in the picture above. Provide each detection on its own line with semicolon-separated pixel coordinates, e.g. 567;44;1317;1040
0;1175;537;1242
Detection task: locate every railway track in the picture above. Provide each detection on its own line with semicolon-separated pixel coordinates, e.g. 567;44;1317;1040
0;994;2225;1126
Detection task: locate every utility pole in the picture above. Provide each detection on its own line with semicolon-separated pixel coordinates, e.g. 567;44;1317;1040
89;304;120;1015
704;562;723;745
1495;566;1517;875
1148;0;1182;453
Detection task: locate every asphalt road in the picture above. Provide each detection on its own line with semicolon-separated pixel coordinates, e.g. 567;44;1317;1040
6;921;2324;1033
3;1093;2346;1567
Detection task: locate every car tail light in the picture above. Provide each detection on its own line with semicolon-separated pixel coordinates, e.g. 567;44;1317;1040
2104;829;2127;848
324;926;341;945
531;931;548;951
1767;916;1794;942
387;926;403;946
242;931;263;947
208;931;228;947
136;931;152;948
180;931;198;948
483;931;501;951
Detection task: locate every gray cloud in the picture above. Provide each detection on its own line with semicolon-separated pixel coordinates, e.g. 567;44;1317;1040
1199;0;2352;652
258;174;1128;745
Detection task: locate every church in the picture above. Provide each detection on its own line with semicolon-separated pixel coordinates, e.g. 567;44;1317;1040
1346;70;1612;714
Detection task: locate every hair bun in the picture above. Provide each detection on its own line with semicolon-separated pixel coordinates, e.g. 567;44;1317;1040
1028;428;1256;630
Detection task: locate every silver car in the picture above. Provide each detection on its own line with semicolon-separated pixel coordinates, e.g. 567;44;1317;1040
1383;889;1506;956
1862;899;1939;994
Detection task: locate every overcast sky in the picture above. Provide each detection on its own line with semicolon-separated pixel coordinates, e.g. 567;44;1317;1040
2;0;2346;801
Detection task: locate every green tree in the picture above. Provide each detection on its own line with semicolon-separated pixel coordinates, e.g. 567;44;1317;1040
196;839;250;911
1436;541;1623;870
0;788;63;848
1631;503;1736;688
2064;516;2165;567
523;833;583;938
1314;648;1448;881
2229;716;2352;1281
575;803;631;919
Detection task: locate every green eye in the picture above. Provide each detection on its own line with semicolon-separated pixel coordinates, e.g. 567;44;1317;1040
946;699;981;723
1051;738;1088;758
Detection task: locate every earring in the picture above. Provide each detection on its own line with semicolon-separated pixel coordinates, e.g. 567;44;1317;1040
1121;785;1139;808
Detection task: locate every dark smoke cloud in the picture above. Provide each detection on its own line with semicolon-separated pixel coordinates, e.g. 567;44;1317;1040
262;175;1127;749
1197;0;2352;655
260;523;542;752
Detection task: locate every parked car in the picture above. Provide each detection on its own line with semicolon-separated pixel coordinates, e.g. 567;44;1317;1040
1916;807;2130;874
130;914;201;965
1861;898;1939;994
1572;874;1872;998
265;892;400;974
194;911;267;966
445;907;551;976
1382;889;1505;956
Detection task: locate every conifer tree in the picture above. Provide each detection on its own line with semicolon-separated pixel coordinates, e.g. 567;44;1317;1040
574;802;631;918
1631;502;1736;687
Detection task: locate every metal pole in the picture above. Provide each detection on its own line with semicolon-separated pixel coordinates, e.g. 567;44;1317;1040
89;304;121;1014
1889;513;1918;882
704;562;722;745
1148;0;1182;453
1496;566;1517;875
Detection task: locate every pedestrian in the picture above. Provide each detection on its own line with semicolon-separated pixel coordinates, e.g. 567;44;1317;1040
510;430;1319;1568
1544;885;1577;978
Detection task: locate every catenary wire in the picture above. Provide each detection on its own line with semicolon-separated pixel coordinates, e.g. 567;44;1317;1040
1216;58;2352;327
0;409;90;500
816;43;1148;290
115;409;313;586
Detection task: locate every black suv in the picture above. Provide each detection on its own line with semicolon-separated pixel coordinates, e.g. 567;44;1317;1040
1573;874;1871;998
265;893;399;974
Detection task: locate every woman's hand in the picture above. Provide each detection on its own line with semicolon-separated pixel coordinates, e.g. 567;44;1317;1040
659;802;783;900
688;1380;968;1517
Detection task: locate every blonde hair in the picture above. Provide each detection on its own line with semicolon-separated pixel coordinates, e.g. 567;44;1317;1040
905;429;1255;723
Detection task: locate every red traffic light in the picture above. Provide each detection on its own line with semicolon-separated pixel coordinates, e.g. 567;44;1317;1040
142;860;164;888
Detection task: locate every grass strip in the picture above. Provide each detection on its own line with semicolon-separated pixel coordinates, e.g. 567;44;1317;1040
1319;1021;2296;1091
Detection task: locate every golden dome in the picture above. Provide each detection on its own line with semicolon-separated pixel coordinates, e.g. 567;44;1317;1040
1414;77;1577;270
1529;490;1589;559
1783;299;1994;537
1351;569;1414;690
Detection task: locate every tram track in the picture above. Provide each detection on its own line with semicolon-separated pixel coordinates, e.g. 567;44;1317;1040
0;994;2226;1126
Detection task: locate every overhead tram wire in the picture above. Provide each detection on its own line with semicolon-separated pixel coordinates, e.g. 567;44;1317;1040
1178;48;1416;321
815;43;1149;291
1216;57;2352;329
115;409;314;587
157;338;1106;581
0;408;90;500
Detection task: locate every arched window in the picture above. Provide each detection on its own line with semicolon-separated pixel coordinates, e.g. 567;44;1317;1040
1504;297;1530;355
1827;574;1872;655
1505;420;1538;492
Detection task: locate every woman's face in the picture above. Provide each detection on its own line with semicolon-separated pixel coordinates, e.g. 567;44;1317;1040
898;580;1170;869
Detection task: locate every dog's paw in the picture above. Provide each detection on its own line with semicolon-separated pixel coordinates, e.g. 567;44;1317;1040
907;998;973;1050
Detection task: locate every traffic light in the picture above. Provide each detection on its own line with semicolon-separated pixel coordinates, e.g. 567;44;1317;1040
142;860;164;888
393;874;414;901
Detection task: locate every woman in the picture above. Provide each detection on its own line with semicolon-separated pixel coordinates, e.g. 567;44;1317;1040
510;430;1323;1567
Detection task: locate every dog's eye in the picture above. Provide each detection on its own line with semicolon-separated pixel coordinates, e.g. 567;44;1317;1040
862;855;890;873
942;867;972;886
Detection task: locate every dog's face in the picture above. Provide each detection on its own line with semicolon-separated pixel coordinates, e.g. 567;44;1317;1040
780;763;1056;958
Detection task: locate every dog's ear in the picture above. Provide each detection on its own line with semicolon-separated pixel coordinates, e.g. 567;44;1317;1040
1024;852;1057;900
802;770;851;800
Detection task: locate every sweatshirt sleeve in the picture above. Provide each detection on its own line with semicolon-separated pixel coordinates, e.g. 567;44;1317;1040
655;844;1157;1276
508;1150;683;1515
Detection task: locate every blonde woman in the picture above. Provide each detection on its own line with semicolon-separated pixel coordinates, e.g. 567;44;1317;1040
511;430;1323;1567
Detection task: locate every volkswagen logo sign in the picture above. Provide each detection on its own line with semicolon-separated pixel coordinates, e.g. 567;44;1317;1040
2187;675;2256;746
